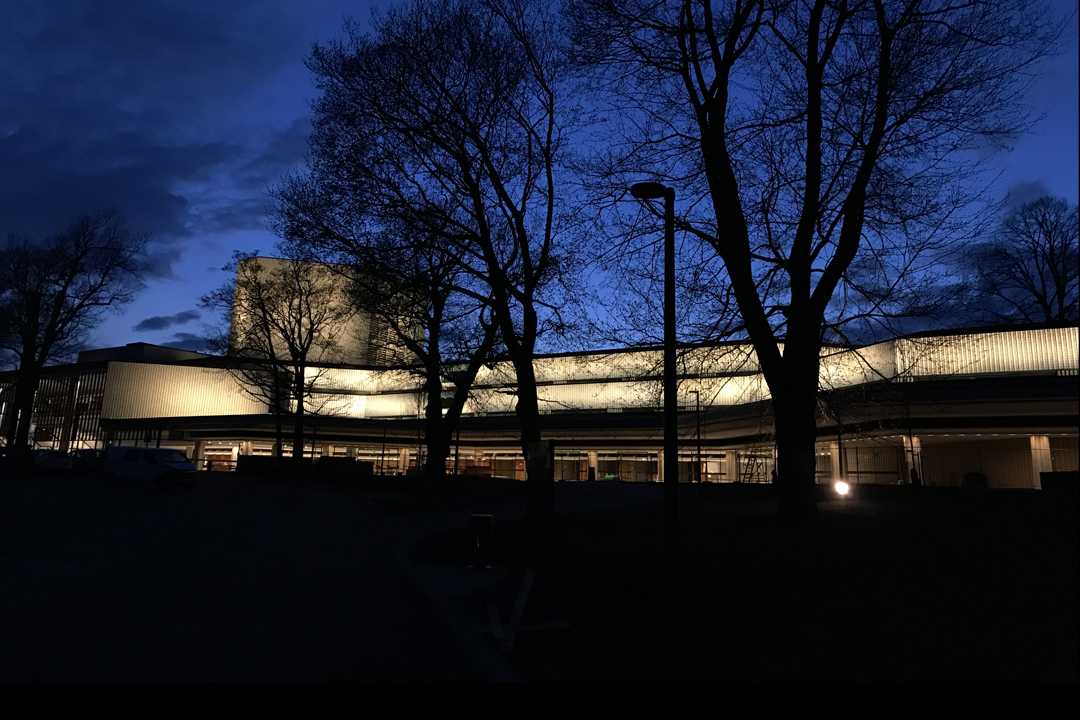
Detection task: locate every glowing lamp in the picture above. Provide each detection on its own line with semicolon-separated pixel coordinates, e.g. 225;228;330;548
834;480;850;497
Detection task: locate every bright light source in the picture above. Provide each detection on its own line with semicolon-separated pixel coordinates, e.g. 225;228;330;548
834;480;850;497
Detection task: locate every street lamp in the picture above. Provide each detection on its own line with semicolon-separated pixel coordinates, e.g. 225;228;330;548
630;181;678;554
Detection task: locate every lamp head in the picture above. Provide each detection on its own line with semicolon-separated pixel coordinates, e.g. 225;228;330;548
630;181;670;200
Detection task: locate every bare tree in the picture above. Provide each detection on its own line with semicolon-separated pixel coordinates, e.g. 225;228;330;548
277;173;500;486
350;233;500;487
0;211;145;450
201;249;356;460
567;0;1059;517
304;0;578;521
970;196;1079;325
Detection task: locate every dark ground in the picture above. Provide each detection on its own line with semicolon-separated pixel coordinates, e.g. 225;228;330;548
1;471;1076;683
0;472;476;684
414;481;1079;683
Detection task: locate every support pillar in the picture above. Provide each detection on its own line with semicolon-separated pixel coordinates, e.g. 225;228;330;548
828;440;842;482
722;449;738;483
1029;435;1052;490
656;449;664;484
587;450;598;482
398;447;410;475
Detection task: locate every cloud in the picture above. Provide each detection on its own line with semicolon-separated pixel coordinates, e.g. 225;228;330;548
161;332;215;353
134;310;201;332
0;1;324;276
1004;180;1052;208
236;117;312;192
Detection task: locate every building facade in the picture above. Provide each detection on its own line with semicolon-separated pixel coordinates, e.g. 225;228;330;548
2;325;1077;489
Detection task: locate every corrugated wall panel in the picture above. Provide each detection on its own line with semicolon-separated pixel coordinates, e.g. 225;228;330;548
898;327;1078;377
101;362;267;418
97;327;1078;421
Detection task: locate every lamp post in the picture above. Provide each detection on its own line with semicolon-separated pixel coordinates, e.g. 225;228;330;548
630;181;678;554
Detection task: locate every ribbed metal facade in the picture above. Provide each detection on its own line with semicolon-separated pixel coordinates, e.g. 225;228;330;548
82;326;1080;422
302;328;1078;419
896;327;1079;378
101;362;267;419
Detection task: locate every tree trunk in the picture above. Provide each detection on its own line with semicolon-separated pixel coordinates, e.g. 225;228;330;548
273;410;284;459
426;431;451;493
272;372;284;458
423;370;448;491
514;360;552;548
291;371;305;461
771;385;820;523
13;368;40;449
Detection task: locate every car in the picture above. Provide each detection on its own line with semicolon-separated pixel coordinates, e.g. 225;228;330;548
103;447;198;488
31;449;74;472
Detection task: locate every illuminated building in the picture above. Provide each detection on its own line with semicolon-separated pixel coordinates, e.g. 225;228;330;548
2;319;1076;487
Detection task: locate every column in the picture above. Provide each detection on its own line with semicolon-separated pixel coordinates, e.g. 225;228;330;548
722;449;738;483
587;450;598;482
1029;435;1052;490
398;447;410;475
828;441;842;482
902;435;923;485
656;449;664;484
193;440;207;471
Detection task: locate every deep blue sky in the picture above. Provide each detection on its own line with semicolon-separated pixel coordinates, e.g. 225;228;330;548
2;0;1077;353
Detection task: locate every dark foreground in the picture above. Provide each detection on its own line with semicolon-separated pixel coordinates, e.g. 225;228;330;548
417;481;1079;683
0;473;475;684
1;472;1076;683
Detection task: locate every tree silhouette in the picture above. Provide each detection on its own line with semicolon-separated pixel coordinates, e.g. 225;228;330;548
201;249;356;460
301;0;580;523
1;211;145;450
970;196;1079;324
567;0;1060;517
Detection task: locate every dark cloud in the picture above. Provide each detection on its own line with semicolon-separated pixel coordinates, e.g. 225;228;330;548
236;117;312;192
161;332;215;353
0;1;323;276
1004;180;1052;208
0;124;233;271
134;310;201;332
138;246;187;280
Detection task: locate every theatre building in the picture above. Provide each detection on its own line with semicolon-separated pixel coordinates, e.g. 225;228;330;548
2;314;1076;490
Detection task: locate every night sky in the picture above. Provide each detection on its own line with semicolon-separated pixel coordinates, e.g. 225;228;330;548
3;0;1077;354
